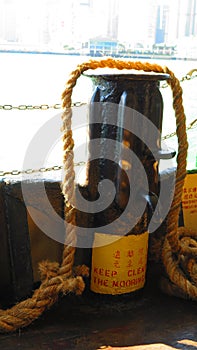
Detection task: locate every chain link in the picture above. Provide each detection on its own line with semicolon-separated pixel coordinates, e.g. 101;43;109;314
0;161;86;177
160;68;197;88
162;118;197;140
0;101;87;176
0;102;85;111
0;69;196;176
0;70;196;110
0;117;196;176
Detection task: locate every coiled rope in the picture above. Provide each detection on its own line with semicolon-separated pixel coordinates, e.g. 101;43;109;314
0;58;196;333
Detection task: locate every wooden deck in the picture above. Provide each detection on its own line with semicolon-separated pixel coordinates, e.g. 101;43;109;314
0;278;197;350
0;177;196;349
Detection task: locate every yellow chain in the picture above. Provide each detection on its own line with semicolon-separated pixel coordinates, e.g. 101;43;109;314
0;70;196;177
162;118;197;140
160;68;197;88
0;118;195;177
0;102;85;110
0;70;196;110
0;162;86;177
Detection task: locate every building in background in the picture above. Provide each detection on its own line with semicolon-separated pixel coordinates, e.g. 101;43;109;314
106;0;119;40
67;0;92;48
0;0;17;43
155;4;170;44
185;0;197;36
175;0;197;58
146;0;158;48
0;0;196;57
88;0;119;55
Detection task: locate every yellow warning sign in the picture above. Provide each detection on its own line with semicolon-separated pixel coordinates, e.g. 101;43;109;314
91;231;149;295
182;173;197;230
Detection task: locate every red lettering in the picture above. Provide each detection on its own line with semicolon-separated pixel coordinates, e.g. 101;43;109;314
127;250;134;258
137;277;142;284
97;278;103;286
128;269;137;276
112;280;119;287
113;250;121;259
111;276;145;289
104;279;108;286
128;266;146;277
99;268;104;276
112;270;117;277
113;261;120;268
93;268;117;277
126;280;131;287
94;277;108;286
105;269;110;277
94;267;98;274
120;280;125;287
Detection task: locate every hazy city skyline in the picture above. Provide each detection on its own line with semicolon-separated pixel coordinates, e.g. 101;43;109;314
0;0;196;56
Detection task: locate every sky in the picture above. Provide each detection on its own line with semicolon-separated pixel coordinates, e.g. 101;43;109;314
118;0;150;42
0;0;195;48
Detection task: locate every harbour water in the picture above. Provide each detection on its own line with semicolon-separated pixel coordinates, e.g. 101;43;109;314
0;52;196;173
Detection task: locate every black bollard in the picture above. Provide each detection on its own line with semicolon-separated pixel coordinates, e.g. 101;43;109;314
76;69;176;298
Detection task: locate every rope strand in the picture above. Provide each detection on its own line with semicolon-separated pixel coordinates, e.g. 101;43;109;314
0;58;196;333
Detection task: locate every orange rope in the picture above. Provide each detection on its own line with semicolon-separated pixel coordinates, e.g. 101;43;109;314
0;58;196;334
61;59;197;301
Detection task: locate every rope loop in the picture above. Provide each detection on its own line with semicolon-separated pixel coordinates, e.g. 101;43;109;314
0;58;196;334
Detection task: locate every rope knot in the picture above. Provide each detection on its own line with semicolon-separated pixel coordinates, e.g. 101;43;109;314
61;276;86;296
39;260;60;282
0;58;196;334
74;264;90;278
